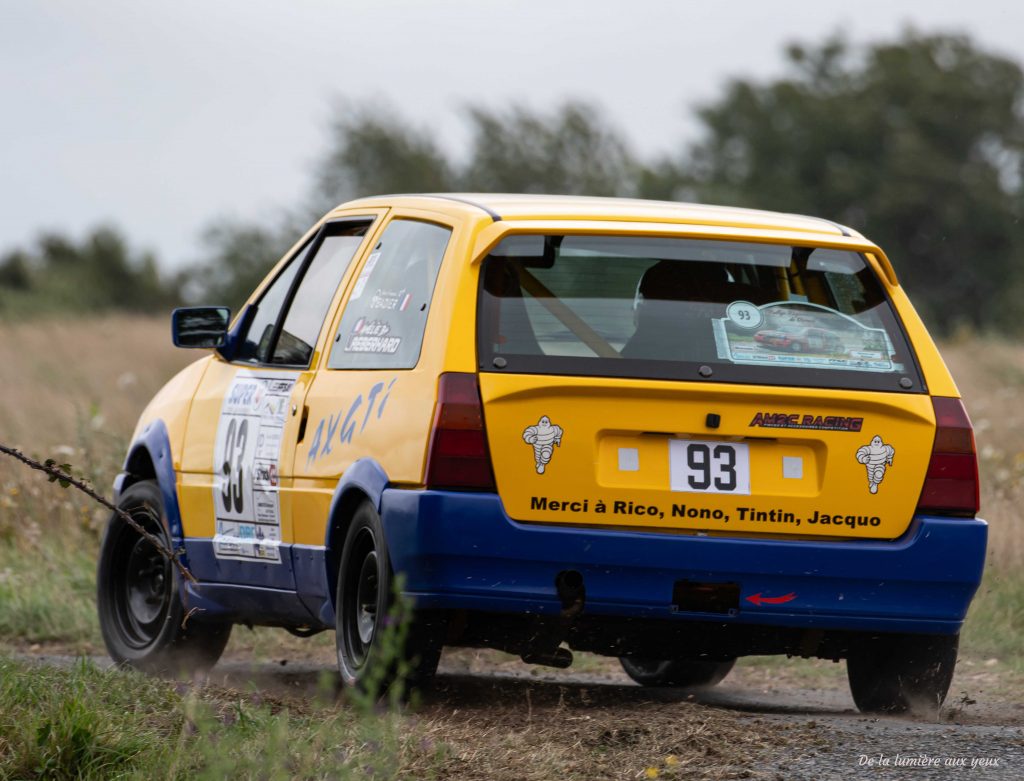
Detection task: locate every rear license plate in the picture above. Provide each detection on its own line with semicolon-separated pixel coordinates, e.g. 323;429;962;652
669;439;751;495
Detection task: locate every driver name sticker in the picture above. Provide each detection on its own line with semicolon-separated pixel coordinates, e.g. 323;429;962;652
212;370;298;563
370;287;412;311
345;318;402;354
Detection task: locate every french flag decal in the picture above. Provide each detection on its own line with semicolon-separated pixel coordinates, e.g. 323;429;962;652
399;293;412;311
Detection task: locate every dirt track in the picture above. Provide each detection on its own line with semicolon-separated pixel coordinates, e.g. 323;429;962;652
21;650;1024;780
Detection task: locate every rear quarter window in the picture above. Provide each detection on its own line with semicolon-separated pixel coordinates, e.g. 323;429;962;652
328;219;451;370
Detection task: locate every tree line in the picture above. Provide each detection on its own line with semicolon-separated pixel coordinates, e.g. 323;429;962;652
3;30;1022;335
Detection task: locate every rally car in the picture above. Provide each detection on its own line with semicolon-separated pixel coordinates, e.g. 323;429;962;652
98;194;986;713
753;325;843;354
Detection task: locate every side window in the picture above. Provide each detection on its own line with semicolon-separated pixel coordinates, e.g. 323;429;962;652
234;246;310;364
271;229;369;365
235;220;372;366
328;219;451;370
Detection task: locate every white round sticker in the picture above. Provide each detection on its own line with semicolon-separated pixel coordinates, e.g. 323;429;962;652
726;300;763;329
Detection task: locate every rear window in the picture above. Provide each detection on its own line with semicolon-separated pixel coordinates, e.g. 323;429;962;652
477;235;924;392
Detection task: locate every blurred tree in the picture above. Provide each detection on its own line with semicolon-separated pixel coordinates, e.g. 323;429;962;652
184;104;455;309
459;102;638;195
684;31;1024;332
0;251;31;290
315;103;454;210
0;226;180;316
181;221;297;311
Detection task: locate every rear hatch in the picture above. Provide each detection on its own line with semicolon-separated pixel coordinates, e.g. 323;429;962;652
476;233;933;540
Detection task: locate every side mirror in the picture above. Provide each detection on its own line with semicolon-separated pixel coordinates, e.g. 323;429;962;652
171;307;231;349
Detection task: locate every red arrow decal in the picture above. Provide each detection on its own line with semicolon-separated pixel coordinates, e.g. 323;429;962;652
745;591;797;606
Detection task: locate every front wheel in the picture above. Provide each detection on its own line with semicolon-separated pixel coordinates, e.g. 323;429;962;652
620;656;735;688
846;632;958;714
335;501;445;694
97;480;231;674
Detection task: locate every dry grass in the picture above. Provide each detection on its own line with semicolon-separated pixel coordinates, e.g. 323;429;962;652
0;315;191;451
944;340;1024;571
0;317;194;652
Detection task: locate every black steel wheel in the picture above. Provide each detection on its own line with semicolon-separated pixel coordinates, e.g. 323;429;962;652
847;632;958;714
620;656;735;688
97;480;230;674
335;501;444;693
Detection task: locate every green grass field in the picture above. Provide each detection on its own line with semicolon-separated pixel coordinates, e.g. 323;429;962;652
0;655;442;781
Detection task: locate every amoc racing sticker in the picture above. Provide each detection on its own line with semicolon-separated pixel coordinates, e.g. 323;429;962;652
750;412;864;432
212;370;298;563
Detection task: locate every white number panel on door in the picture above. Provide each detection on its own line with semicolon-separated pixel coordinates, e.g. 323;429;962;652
212;370;298;563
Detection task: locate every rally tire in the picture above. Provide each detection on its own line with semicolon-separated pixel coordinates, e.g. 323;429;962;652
97;480;231;675
620;656;735;688
847;632;959;714
335;501;444;694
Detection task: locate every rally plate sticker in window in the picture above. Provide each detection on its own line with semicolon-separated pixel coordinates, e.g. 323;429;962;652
669;439;751;495
212;370;298;563
713;301;902;373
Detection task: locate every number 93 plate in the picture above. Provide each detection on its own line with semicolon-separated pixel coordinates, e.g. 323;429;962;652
669;439;751;495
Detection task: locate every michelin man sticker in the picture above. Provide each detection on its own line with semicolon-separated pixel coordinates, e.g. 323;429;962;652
523;416;564;474
856;435;895;494
212;370;298;563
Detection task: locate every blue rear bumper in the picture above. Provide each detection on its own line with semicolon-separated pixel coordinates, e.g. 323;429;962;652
381;490;987;635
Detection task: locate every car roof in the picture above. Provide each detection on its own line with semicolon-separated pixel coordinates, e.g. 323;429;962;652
330;193;861;239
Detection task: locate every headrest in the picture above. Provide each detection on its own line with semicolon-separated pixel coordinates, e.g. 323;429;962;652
636;260;730;303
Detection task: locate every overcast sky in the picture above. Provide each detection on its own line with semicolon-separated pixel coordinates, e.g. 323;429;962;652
3;0;1022;270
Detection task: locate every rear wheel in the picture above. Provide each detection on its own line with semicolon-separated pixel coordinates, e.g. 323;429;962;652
847;632;958;714
97;480;231;674
620;656;735;688
335;501;444;693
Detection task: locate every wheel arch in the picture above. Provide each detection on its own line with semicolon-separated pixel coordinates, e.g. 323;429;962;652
322;458;390;615
115;418;185;545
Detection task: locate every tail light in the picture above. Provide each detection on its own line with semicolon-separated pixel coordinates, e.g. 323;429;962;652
916;397;980;516
425;372;496;491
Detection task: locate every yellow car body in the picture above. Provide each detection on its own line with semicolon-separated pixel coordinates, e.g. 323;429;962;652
105;194;985;709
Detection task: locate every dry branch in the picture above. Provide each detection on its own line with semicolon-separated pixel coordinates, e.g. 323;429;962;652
0;442;197;584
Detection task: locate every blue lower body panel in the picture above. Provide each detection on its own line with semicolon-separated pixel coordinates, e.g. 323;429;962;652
381;490;987;635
